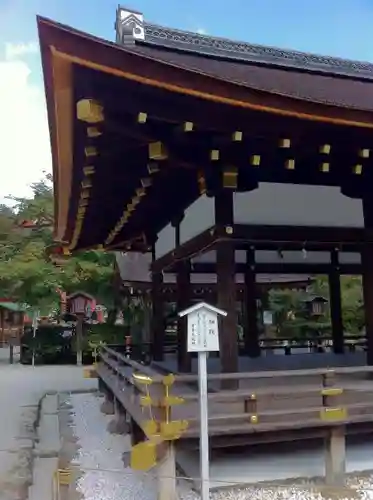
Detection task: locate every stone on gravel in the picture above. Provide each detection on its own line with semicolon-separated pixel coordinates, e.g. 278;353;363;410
41;395;58;415
100;399;115;415
35;413;60;458
28;457;58;500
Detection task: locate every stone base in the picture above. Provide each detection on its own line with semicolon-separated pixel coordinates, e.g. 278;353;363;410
107;416;129;435
100;400;115;415
122;451;131;468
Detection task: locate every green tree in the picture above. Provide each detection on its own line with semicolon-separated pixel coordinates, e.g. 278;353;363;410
268;275;364;339
0;174;115;313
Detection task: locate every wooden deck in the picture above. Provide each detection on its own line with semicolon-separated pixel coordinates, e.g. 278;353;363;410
97;346;373;449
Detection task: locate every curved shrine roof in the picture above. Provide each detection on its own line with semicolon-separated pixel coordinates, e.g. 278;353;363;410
142;23;373;81
37;13;373;251
129;40;373;112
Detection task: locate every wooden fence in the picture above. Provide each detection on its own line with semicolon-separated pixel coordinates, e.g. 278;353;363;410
97;345;373;486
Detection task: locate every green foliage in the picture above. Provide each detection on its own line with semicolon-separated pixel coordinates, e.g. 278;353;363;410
0;173;116;313
88;323;127;344
268;276;364;338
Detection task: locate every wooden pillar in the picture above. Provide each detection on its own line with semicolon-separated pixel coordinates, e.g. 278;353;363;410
173;216;192;372
362;197;373;365
151;244;164;362
324;426;346;486
215;190;238;374
157;443;176;500
329;249;344;354
243;246;260;357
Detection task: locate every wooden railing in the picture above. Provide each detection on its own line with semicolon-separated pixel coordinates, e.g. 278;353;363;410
97;345;373;441
97;345;373;486
108;334;367;365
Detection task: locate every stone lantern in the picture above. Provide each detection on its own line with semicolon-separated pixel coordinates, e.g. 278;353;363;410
67;291;94;366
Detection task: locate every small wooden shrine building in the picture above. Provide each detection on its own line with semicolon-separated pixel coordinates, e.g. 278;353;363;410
38;7;373;374
0;301;25;345
115;251;312;300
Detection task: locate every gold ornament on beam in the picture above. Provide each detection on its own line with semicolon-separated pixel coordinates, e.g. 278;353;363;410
136;187;146;197
250;155;260;166
320;162;330;173
149;142;168;160
279;138;291;148
83;165;95;176
127;202;135;213
223;167;238;189
87;127;102;138
182;121;194;132
210;149;220;161
285;159;295;170
232;131;243;142
141;177;153;187
76;99;104;123
137;112;147;124
84;146;98;158
319;144;331;154
147;162;160;174
359;148;370;159
131;196;140;206
81;178;93;189
353;164;363;175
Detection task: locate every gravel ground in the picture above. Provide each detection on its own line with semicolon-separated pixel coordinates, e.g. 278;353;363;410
0;360;95;500
68;392;373;500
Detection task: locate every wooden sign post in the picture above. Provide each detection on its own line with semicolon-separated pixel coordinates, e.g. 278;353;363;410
178;302;227;500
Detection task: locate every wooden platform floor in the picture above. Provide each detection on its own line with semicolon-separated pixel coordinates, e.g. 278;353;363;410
153;351;367;376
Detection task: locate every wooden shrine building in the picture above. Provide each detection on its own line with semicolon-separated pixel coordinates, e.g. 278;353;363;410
38;7;373;374
115;251;312;300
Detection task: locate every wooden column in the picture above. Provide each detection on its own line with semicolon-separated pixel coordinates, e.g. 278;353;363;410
215;190;238;374
243;246;260;357
151;244;164;362
325;426;346;486
173;216;192;372
329;249;344;354
362;197;373;365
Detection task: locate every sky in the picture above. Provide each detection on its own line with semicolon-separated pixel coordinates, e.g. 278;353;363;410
1;0;373;204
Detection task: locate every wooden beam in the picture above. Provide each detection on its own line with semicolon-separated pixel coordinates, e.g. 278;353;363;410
231;224;367;246
151;227;218;273
151;245;164;362
329;250;344;354
362;197;373;366
243;247;260;357
215;190;238;377
181;262;362;275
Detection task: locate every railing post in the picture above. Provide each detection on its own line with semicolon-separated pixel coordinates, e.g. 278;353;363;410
321;369;346;485
325;426;346;486
156;376;177;500
157;442;176;500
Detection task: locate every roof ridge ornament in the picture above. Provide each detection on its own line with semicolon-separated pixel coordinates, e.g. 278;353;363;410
143;23;373;81
116;5;145;43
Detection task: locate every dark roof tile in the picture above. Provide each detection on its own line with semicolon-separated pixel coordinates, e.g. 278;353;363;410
129;41;373;111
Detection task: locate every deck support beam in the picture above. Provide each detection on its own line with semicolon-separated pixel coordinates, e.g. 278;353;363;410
176;260;191;371
329;249;344;354
324;426;346;486
157;443;176;500
243;246;260;357
362;197;373;366
174;215;192;372
215;190;238;377
151;244;165;362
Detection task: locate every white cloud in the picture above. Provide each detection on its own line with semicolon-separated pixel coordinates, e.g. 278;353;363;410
0;43;51;204
5;42;38;60
196;28;207;35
